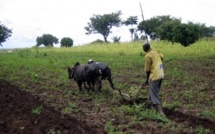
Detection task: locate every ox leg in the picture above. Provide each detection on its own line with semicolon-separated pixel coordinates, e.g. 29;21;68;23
86;81;92;92
95;79;102;92
77;81;83;91
98;80;102;92
91;81;95;92
84;82;90;91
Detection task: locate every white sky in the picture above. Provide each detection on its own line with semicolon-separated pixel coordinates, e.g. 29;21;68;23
0;0;215;48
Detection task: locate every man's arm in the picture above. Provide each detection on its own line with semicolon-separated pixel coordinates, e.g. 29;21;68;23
141;71;150;88
144;55;151;84
145;71;150;84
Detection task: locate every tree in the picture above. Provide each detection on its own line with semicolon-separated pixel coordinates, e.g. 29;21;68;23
158;20;181;41
123;16;138;41
207;26;215;37
0;22;12;46
158;21;199;46
60;37;73;47
36;34;58;47
138;15;181;40
85;11;122;43
195;23;215;38
138;15;215;46
172;23;199;47
111;36;121;43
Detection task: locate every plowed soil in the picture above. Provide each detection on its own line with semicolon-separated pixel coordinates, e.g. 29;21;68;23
0;80;106;134
1;79;215;134
0;59;215;134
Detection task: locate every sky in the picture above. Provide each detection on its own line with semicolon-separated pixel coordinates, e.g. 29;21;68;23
0;0;215;49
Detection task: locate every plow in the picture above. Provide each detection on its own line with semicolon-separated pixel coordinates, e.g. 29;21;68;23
101;79;149;103
114;86;143;102
106;83;148;103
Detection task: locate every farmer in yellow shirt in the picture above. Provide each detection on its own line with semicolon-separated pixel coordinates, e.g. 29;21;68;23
142;42;165;116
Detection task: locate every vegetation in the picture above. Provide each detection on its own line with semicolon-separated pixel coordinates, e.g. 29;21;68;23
85;11;122;43
0;40;215;133
60;37;73;47
123;16;138;41
36;34;59;47
111;36;121;43
171;22;199;46
32;105;42;115
90;39;106;44
138;15;215;46
1;12;215;48
138;15;180;40
0;22;12;46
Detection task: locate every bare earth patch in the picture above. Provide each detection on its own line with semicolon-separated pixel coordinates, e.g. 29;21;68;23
0;80;106;134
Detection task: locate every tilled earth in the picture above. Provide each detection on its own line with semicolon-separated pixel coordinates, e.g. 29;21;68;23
1;79;215;134
0;80;106;134
0;59;215;133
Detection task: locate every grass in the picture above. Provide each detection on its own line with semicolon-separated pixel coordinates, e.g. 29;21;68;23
0;39;215;133
62;102;77;114
32;105;42;115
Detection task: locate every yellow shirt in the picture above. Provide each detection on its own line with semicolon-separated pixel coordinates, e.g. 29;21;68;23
144;49;164;81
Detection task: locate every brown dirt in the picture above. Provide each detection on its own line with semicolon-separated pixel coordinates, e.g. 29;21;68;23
164;108;215;132
1;78;215;134
0;59;215;134
0;79;106;134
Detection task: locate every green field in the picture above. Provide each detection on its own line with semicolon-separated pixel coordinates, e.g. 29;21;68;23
0;40;215;133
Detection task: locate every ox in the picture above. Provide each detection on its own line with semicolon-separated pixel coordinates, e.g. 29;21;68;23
87;59;115;90
67;62;101;91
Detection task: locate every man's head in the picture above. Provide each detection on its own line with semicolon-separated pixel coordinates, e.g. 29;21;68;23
142;43;151;52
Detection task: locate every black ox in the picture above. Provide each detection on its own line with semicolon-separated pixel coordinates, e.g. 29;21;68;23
87;61;115;90
67;62;101;91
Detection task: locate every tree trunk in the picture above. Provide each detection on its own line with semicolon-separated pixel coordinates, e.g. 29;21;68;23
104;36;108;43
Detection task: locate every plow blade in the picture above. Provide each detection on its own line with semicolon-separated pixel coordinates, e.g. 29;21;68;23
113;86;142;102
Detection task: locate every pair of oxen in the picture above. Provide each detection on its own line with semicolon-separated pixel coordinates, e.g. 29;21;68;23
67;61;115;92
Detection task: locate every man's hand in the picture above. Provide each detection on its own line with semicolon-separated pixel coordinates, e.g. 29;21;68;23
144;80;149;85
141;81;148;89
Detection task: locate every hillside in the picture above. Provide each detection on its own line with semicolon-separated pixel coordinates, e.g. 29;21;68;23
0;40;215;133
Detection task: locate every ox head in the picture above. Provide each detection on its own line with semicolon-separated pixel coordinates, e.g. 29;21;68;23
74;62;80;67
67;67;75;79
67;62;81;79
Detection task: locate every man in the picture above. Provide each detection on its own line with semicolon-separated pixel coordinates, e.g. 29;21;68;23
142;43;165;116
